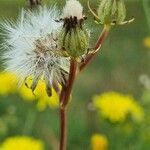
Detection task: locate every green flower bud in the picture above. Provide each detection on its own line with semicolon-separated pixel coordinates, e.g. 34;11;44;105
59;17;90;58
58;0;90;58
98;0;126;25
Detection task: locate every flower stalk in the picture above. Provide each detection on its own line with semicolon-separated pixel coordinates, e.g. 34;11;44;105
80;25;111;71
59;58;78;150
59;26;110;148
58;1;113;149
60;107;67;150
61;58;78;108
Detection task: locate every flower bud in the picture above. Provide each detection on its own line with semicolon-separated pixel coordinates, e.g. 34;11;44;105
97;0;126;25
59;0;90;58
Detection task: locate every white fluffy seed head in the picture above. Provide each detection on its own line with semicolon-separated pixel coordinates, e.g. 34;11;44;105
62;0;83;19
0;6;69;90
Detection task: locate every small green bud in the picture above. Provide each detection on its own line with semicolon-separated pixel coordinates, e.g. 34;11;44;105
98;0;126;25
59;17;90;58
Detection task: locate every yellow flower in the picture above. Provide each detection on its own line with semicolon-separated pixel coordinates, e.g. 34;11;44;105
0;72;17;95
0;136;44;150
19;76;59;111
93;92;144;123
91;134;108;150
143;36;150;48
0;72;59;111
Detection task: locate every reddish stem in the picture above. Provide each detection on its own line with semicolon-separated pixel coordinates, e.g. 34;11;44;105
59;58;78;150
60;108;67;150
80;25;110;71
61;58;78;108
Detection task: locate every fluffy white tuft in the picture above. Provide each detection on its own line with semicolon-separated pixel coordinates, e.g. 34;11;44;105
63;0;83;19
0;6;69;92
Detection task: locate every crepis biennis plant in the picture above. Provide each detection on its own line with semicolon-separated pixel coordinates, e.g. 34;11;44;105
0;0;134;150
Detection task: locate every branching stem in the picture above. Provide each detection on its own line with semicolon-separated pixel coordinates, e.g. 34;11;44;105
80;25;111;71
59;25;110;150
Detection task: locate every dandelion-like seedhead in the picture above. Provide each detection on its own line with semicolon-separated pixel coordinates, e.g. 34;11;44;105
0;6;69;96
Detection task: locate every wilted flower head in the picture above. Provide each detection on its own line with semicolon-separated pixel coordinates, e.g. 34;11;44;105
59;0;90;58
1;6;69;96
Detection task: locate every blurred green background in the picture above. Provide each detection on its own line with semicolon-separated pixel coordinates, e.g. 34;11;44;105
0;0;150;150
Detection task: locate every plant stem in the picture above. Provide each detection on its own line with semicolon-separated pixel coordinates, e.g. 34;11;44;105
59;58;78;150
79;25;111;71
60;107;67;150
59;24;110;150
61;58;78;108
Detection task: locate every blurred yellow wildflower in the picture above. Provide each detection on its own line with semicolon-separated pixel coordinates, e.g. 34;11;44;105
91;134;108;150
0;136;44;150
19;76;59;111
0;72;59;111
93;92;144;123
143;36;150;48
0;72;17;95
